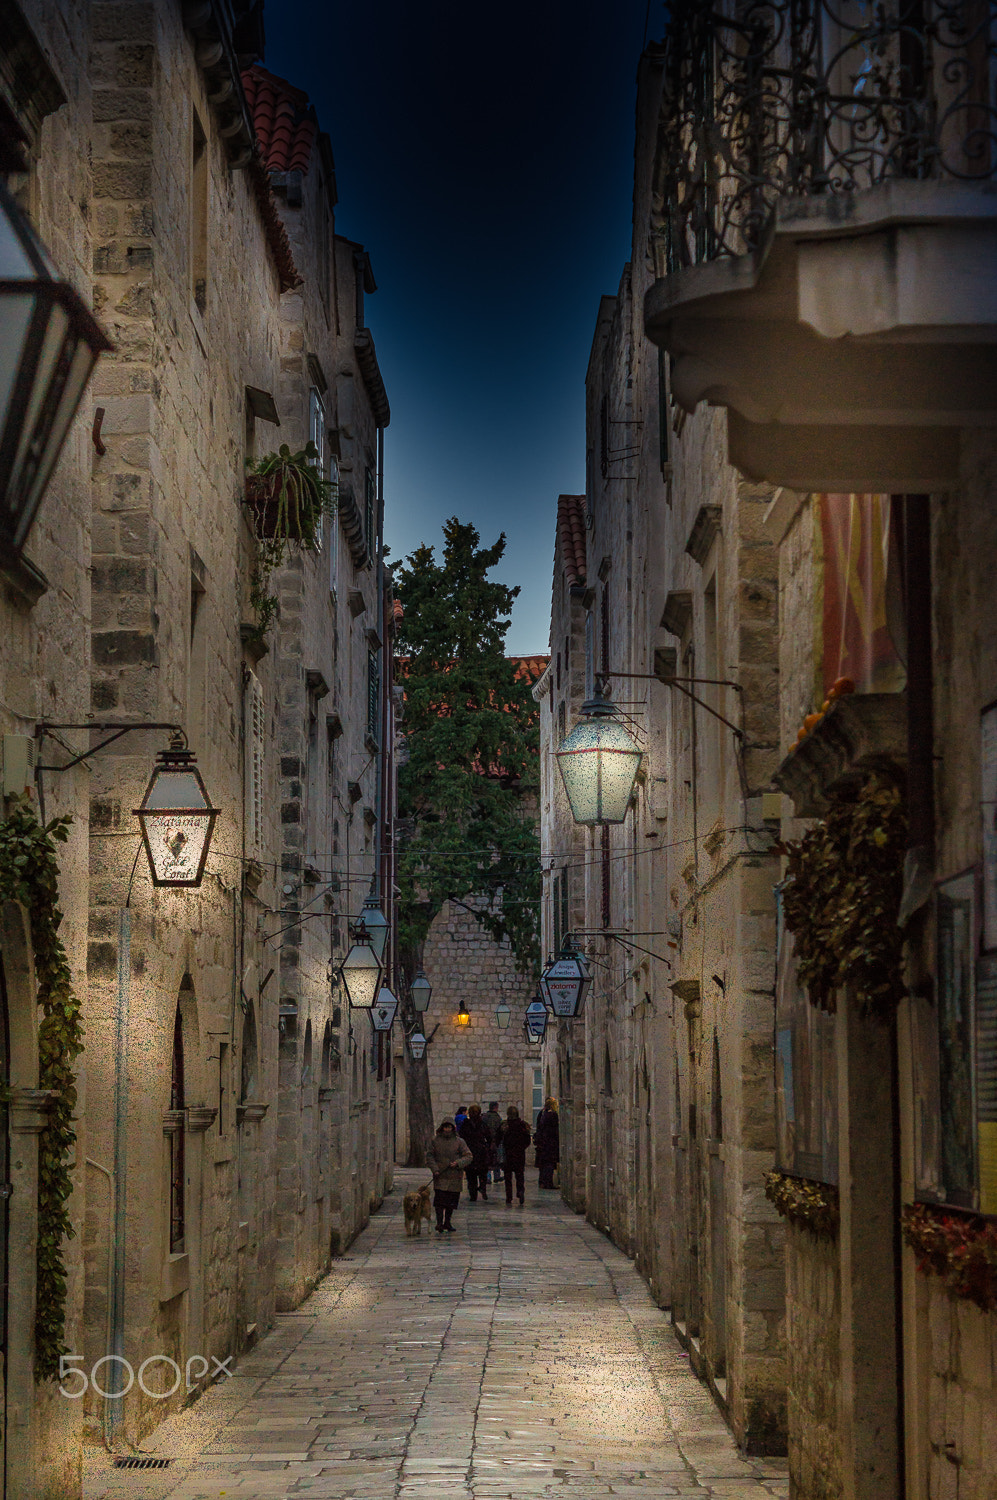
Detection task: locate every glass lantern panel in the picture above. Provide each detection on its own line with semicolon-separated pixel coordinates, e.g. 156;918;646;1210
0;294;34;445
555;717;642;826
139;809;213;886
341;944;382;1009
17;333;96;547
144;769;210;811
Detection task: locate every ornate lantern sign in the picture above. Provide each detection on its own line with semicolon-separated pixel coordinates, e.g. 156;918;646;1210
540;940;592;1019
455;999;471;1027
408;1030;427;1060
134;734;218;888
554;687;643;826
339;922;383;1010
494;1000;512;1029
0;179;112;564
410;969;432;1013
524;996;549;1044
360;895;389;960
370;987;398;1032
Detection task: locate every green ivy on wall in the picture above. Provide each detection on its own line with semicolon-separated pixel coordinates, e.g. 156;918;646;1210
764;1170;840;1239
0;798;84;1381
781;772;907;1019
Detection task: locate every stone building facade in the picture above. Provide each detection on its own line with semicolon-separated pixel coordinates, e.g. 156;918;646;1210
537;10;997;1500
0;3;397;1492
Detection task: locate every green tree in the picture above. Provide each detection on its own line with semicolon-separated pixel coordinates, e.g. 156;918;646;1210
395;518;541;1163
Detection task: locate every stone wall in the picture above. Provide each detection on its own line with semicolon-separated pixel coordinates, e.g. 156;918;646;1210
422;899;539;1133
785;1227;841;1499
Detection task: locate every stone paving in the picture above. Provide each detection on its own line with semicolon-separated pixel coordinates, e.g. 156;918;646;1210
84;1169;789;1500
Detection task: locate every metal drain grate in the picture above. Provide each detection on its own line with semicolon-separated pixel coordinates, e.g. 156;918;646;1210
112;1457;172;1470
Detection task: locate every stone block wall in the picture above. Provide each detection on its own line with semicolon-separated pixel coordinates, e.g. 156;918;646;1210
785;1227;841;1499
422;899;539;1133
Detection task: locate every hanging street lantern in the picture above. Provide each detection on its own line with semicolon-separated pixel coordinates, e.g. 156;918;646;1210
410;969;432;1013
339;922;383;1009
0;178;112;565
134;733;218;888
360;895;389;961
370;987;398;1032
554;686;643;826
455;999;471;1027
409;1030;427;1060
524;996;549;1044
540;939;592;1019
494;1000;512;1029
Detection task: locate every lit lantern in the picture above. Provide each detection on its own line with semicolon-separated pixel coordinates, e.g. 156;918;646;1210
524;996;548;1044
0;178;112;563
554;688;643;826
540;940;592;1019
134;734;218;888
370;987;398;1032
409;1030;427;1060
339;922;383;1009
494;1001;512;1029
360;896;389;960
455;1000;471;1027
410;969;432;1013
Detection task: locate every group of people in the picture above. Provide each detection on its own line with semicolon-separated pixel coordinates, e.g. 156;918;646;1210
424;1098;560;1234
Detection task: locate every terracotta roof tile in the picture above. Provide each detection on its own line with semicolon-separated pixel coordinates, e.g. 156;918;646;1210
510;655;550;684
242;66;318;175
557;494;586;587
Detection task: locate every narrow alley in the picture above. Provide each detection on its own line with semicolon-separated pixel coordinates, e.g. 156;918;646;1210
85;1171;789;1500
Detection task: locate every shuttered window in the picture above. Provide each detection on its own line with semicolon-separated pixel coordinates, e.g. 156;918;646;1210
364;466;375;559
367;649;380;744
244;670;265;858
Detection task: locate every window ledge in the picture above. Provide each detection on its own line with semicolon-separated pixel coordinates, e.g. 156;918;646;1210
159;1252;189;1304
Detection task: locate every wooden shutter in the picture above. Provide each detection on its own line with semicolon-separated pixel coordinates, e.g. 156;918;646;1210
244;670;265;858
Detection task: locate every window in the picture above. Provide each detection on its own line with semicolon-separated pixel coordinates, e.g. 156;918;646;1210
560;867;570;947
552;871;562;954
364;465;375;559
585;611;595;698
309;388;326;550
367;648;380;744
328;452;340;598
243;670;264;860
774;892;838;1184
600;395;609;479
170;1008;186;1253
191;110;208;316
600;578;610;679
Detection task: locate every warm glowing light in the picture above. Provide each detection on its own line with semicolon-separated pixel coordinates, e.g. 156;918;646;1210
554;688;643;826
455;1000;471;1027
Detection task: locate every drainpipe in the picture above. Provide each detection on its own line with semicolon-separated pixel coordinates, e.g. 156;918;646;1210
106;906;130;1443
373;423;386;921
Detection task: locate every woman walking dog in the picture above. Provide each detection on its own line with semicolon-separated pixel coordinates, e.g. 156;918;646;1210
425;1118;473;1232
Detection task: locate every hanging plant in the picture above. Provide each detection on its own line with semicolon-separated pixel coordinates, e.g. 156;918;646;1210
0;798;84;1381
765;1170;840;1239
902;1203;997;1312
244;442;335;643
780;771;906;1018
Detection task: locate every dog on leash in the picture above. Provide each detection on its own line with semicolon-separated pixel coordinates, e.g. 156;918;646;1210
403;1181;433;1237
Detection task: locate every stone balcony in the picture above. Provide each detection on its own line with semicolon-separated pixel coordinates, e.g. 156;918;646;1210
772;694;907;818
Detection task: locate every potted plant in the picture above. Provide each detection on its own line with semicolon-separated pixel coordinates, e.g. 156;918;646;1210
243;442;336;646
245;441;335;553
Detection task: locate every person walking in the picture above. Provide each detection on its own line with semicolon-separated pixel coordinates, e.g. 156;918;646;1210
498;1104;532;1205
425;1119;473;1233
534;1097;560;1190
458;1103;491;1201
454;1105;468;1131
483;1101;503;1182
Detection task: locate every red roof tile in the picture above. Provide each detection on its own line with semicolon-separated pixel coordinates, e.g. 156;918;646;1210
510;656;550;684
242;66;318;175
557;494;586;587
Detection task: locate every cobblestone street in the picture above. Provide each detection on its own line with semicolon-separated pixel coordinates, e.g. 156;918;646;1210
85;1170;789;1500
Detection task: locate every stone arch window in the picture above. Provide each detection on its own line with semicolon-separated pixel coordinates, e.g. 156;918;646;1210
241;1002;258;1103
604;1044;613;1098
302;1019;313;1088
710;1031;723;1142
170;1005;186;1254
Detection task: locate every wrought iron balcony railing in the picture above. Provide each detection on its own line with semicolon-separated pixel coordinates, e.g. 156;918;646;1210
653;1;997;274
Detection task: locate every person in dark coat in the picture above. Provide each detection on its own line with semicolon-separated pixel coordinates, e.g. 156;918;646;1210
483;1101;503;1182
425;1119;473;1232
498;1105;532;1205
458;1103;491;1201
534;1097;560;1189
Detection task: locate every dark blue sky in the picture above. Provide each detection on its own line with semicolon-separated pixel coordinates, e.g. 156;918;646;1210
264;1;656;654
